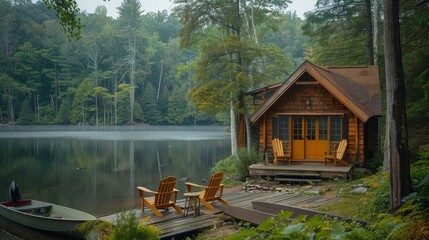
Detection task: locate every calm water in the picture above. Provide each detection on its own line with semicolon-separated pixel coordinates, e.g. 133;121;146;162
0;125;231;218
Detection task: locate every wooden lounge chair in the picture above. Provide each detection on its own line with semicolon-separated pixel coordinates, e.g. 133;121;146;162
272;138;291;165
185;172;229;210
324;139;348;166
137;176;184;217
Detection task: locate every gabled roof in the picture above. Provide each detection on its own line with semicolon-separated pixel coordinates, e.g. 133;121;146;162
250;60;381;123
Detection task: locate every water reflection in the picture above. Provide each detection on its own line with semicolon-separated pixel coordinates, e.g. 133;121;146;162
0;126;230;217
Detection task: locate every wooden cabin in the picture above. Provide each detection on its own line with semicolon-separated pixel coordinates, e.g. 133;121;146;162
243;61;381;167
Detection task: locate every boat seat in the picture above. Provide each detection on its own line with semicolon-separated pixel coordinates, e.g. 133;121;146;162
14;202;53;215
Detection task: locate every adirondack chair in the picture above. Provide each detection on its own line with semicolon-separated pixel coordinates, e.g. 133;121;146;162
185;172;229;210
324;139;348;166
272;138;291;165
137;176;184;217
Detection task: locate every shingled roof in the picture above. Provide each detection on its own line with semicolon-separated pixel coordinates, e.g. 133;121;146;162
250;60;381;123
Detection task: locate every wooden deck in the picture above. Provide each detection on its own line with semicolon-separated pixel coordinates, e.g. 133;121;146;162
99;191;339;239
249;162;353;180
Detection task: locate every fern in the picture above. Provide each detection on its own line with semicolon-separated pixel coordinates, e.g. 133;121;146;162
386;222;416;240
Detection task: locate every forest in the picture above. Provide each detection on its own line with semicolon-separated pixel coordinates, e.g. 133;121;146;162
0;0;308;125
0;0;428;137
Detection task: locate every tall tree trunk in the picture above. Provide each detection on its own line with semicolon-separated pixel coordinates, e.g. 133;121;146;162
230;97;238;156
373;0;379;65
129;35;136;124
365;0;374;65
157;60;164;104
383;0;412;209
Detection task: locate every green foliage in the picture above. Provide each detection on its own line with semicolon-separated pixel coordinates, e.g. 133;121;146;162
212;155;237;177
16;97;33;124
78;211;161;240
404;146;429;211
370;202;428;240
364;154;384;172
43;0;83;40
212;147;262;181
77;219;113;240
228;211;371;240
234;147;263;178
71;78;95;124
166;86;188;124
303;0;372;65
359;173;390;220
109;211;160;240
54;97;72;124
140;83;161;124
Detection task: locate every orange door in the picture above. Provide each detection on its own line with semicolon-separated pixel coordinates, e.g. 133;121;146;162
305;117;329;159
292;116;305;159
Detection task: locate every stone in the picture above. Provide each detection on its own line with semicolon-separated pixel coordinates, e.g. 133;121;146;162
349;187;368;194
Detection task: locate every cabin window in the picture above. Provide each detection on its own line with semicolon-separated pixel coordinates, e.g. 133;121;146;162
330;116;342;142
293;116;303;140
272;116;289;141
342;116;349;140
279;116;289;140
319;117;328;140
272;117;278;139
307;117;316;140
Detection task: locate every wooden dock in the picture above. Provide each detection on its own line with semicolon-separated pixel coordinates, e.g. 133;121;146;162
248;162;353;180
99;191;338;239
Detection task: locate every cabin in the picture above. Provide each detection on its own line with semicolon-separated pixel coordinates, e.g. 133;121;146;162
241;60;381;168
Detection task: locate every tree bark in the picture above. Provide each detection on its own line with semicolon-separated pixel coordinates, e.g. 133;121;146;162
383;0;412;209
373;0;379;65
365;0;374;65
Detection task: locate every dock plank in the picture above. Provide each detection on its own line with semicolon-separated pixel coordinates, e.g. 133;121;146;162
98;191;341;239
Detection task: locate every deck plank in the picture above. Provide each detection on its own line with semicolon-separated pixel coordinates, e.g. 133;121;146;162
99;191;340;239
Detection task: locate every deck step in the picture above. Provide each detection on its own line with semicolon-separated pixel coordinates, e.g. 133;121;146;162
274;177;322;183
276;172;320;177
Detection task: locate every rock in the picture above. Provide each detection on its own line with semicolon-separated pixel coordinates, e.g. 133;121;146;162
349;187;368;194
304;190;320;195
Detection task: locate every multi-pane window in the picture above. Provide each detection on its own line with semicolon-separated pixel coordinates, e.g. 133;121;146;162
306;117;316;140
319;117;328;140
279;116;289;140
330;116;342;142
293;116;303;140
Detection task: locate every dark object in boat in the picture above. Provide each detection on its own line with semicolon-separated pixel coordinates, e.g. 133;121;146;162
9;181;22;203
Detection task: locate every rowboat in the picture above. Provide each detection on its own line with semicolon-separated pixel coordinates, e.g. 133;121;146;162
0;199;96;233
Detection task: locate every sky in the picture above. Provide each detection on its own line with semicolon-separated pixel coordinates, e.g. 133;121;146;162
75;0;317;19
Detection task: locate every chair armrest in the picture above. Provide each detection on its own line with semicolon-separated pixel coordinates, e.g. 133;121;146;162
185;182;208;192
137;186;157;195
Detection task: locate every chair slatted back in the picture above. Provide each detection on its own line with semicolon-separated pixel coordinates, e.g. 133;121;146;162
335;140;348;160
203;172;224;199
154;176;176;205
273;138;285;157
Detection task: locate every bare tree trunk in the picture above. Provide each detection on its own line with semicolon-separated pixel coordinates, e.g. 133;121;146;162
230;97;238;156
129;36;136;124
87;42;103;125
365;0;374;65
373;0;379;65
383;0;412;210
157;60;164;104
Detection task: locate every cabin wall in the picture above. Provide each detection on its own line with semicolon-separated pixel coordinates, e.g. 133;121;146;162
257;83;366;165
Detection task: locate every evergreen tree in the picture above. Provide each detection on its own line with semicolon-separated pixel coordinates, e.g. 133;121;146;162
166;86;187;124
16;96;33;124
140;83;161;124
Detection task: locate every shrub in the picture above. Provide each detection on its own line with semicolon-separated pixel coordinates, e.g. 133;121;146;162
78;211;161;240
228;211;372;240
359;173;390;220
234;147;263;178
212;155;238;176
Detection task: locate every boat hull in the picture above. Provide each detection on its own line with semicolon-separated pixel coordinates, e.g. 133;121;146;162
0;199;96;233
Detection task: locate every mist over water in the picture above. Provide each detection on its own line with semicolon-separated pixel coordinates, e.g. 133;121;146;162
0;125;231;217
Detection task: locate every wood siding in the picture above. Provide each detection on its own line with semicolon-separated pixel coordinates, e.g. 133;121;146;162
257;81;367;166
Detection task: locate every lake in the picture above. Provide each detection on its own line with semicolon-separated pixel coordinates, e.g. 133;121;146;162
0;125;231;218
